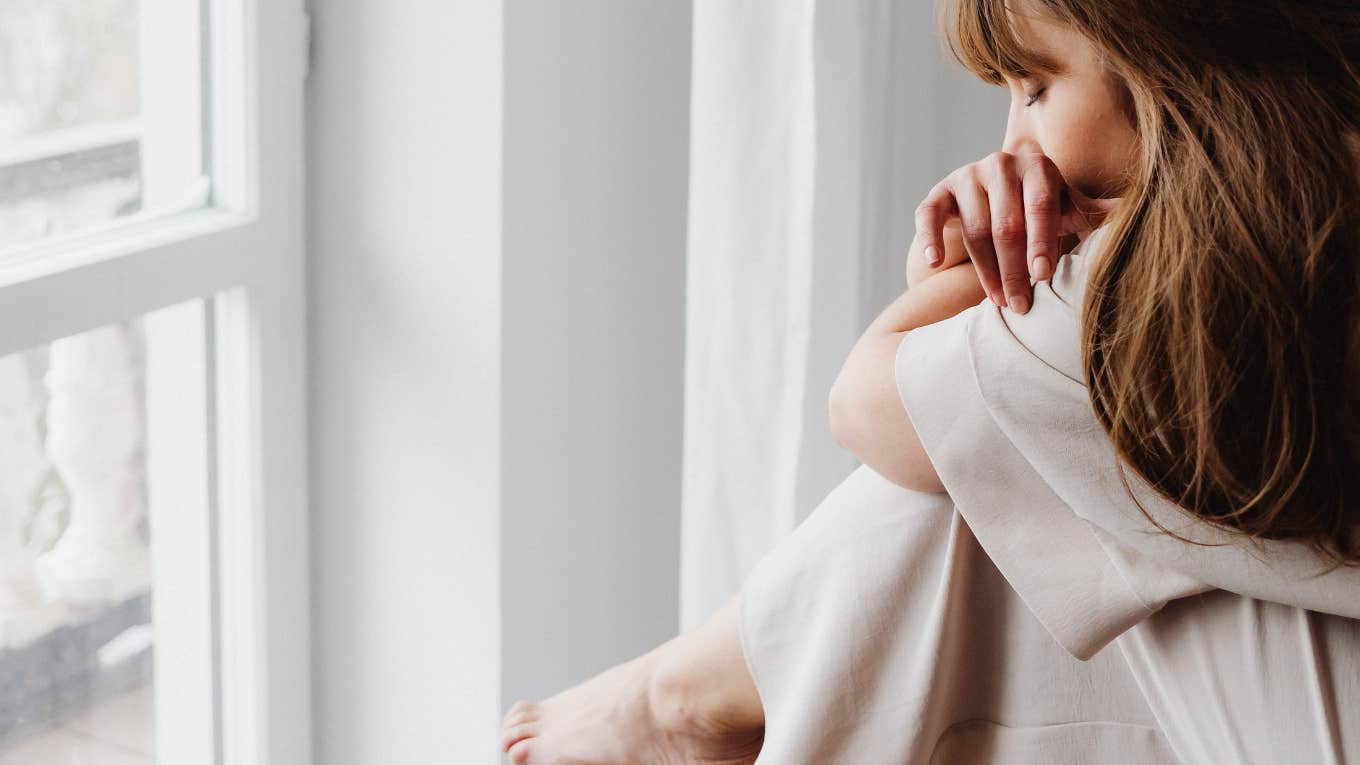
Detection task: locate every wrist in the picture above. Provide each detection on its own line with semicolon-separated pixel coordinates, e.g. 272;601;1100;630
871;263;985;335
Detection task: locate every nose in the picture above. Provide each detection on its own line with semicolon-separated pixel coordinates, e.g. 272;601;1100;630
1000;103;1039;157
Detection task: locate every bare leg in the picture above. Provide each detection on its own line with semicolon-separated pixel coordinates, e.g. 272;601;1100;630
651;591;765;735
499;591;765;764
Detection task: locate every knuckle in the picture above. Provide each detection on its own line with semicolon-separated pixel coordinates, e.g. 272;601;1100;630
992;216;1027;242
917;191;949;216
1022;151;1054;171
962;221;993;243
1024;194;1058;216
1022;156;1061;186
1026;237;1054;257
919;182;952;210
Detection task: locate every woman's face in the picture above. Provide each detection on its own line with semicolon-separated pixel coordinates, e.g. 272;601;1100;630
999;5;1140;199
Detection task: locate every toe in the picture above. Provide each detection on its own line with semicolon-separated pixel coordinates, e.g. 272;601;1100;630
507;737;536;765
500;722;537;753
502;700;539;727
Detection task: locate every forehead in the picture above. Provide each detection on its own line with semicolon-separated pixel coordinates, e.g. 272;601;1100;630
1003;1;1097;77
1004;3;1064;56
947;0;1104;84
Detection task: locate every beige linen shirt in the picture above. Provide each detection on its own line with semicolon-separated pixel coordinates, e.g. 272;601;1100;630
738;227;1360;764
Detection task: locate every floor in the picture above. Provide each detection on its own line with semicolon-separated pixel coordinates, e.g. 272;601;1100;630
0;685;155;764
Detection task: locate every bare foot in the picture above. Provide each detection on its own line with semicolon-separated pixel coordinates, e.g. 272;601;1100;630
499;645;761;764
499;595;765;764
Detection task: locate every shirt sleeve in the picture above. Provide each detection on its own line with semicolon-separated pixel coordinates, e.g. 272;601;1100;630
895;305;1199;660
895;229;1360;661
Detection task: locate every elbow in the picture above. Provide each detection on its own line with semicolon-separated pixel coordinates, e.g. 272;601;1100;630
905;257;927;290
829;364;949;495
828;375;851;450
827;340;886;455
827;372;863;453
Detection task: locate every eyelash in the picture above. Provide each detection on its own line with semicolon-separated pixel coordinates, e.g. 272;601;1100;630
1025;87;1047;107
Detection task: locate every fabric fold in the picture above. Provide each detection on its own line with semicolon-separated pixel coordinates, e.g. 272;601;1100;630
739;464;1171;763
895;225;1360;660
895;310;1163;660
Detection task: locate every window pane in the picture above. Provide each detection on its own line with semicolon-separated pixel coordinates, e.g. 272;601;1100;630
0;299;215;763
0;0;210;251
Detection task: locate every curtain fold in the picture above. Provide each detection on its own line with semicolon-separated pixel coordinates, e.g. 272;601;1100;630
681;0;819;630
680;0;947;630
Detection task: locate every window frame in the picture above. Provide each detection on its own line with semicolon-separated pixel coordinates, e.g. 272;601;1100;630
0;0;311;762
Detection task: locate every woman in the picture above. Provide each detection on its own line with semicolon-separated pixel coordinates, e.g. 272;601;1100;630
500;0;1360;761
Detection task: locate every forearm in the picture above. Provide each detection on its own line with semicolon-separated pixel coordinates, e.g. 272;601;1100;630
869;263;987;336
828;263;984;492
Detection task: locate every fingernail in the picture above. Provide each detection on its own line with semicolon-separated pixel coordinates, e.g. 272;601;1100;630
924;245;941;266
1008;294;1030;314
1032;255;1052;281
991;291;1005;307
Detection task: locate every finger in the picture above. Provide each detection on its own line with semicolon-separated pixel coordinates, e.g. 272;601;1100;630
952;176;1005;306
984;152;1033;313
1060;186;1123;236
914;182;959;269
1021;154;1063;282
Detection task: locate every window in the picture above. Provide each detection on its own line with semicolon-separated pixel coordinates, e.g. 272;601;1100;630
0;0;309;762
0;0;208;251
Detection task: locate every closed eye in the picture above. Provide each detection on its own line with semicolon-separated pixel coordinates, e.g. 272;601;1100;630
1025;87;1047;107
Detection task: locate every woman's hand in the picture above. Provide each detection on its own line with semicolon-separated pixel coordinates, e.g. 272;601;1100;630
905;220;970;290
913;151;1121;314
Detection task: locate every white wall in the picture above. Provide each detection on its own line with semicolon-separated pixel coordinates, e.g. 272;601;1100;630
500;0;689;707
306;1;689;763
307;2;503;763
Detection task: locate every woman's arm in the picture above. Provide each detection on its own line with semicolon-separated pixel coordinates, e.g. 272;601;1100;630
828;261;985;493
838;150;1110;492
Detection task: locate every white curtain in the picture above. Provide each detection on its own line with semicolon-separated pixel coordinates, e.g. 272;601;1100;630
679;0;982;630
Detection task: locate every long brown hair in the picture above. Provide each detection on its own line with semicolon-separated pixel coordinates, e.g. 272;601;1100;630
944;0;1360;565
